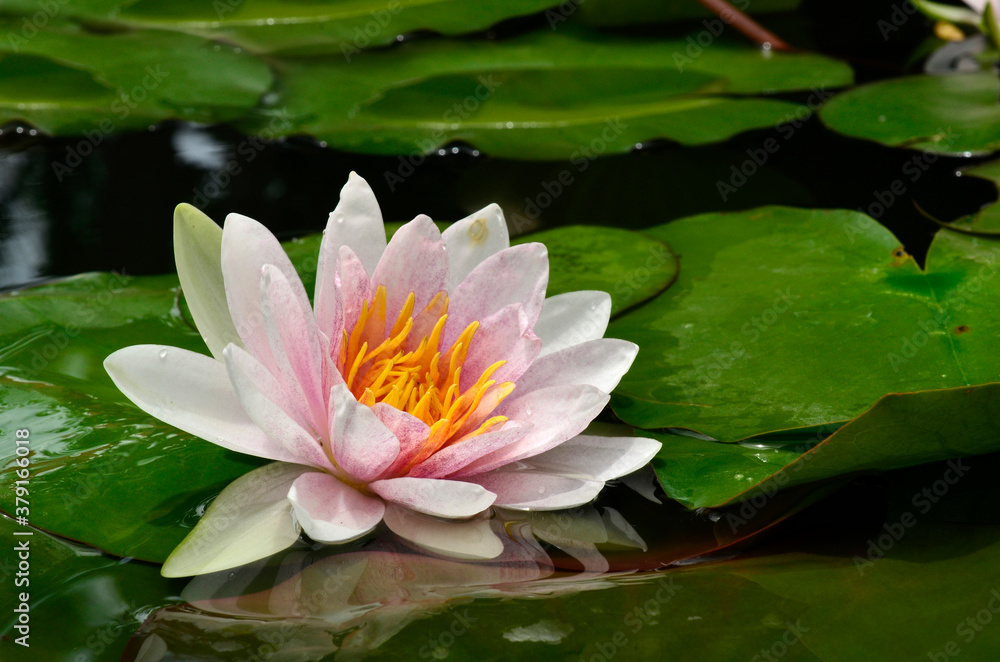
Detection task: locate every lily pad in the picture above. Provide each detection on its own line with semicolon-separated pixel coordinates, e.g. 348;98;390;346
610;206;1000;439
820;72;1000;155
0;19;273;134
651;383;1000;509
253;27;853;159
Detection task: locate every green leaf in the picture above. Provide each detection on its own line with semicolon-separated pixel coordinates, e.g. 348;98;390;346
821;72;1000;156
0;517;176;661
610;206;1000;439
651;384;1000;509
0;20;273;134
512;226;678;315
251;27;853;159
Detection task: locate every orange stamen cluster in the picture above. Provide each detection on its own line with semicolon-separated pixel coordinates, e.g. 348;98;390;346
339;286;515;464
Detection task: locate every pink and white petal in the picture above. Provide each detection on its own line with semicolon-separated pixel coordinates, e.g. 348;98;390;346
329;382;400;483
368;477;496;518
370;215;449;324
261;265;329;432
408;424;533;479
287;472;385;543
468;470;604;511
322;172;387;278
534;291;611;357
460;304;541;392
105;345;300;464
314;248;344;355
454;384;609;476
441;203;509;290
372;403;431;478
382;504;503;560
173;204;242;360
222;343;313;435
221;213;310;375
445;243;549;347
337;245;373;338
161;462;310;577
224;345;334;471
514;338;638;395
520;434;661;482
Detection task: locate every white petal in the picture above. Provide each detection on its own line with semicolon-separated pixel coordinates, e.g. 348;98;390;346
287;472;385;543
323;172;387;277
221;213;309;375
329;382;400;482
515;338;638;395
105;345;302;464
368;477;496;518
161;462;308;577
224;344;334;471
534;291;611;357
173;204;242;360
442;203;509;289
469;470;604;511
522;435;662;482
382;504;503;560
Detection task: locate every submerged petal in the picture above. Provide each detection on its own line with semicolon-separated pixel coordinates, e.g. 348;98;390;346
382;504;503;560
161;462;309;577
287;472;385;543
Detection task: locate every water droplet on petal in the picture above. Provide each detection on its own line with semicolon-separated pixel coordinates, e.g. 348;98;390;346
158;349;168;361
538;486;546;494
524;408;532;416
228;572;236;579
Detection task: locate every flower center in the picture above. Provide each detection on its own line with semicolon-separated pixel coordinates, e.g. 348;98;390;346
338;285;514;462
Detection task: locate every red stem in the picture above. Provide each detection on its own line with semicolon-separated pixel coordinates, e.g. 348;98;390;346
696;0;797;52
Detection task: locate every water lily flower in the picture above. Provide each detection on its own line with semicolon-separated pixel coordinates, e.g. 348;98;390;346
104;173;660;577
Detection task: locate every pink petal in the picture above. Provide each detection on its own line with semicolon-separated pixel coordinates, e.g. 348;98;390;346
514;338;638;395
368;477;496;518
468;470;604;510
221;213;310;375
104;345;301;464
287;471;385;543
441;203;509;290
370;215;449;325
522;434;662;482
337;245;372;338
453;384;609;476
224;345;335;471
533;291;611;357
445;244;548;348
408;424;533;479
260;265;329;433
460;304;541;392
328;382;400;483
322;172;387;277
372;403;431;478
